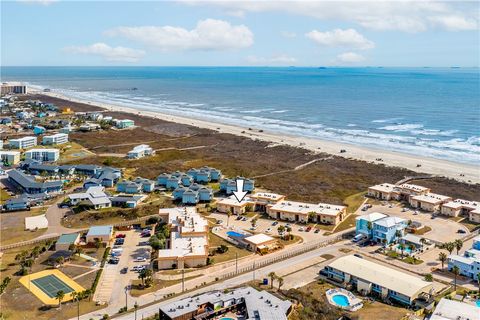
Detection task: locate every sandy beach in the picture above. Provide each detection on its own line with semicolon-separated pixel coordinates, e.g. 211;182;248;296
33;89;479;184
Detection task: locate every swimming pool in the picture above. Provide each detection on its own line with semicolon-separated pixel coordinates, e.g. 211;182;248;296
332;294;350;307
227;231;246;238
476;300;480;307
397;244;412;253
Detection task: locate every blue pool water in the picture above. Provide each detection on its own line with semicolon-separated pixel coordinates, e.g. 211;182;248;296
397;245;412;253
332;294;350;307
227;231;246;238
476;300;480;307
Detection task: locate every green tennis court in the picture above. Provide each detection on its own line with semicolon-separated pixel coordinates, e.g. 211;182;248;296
31;274;75;298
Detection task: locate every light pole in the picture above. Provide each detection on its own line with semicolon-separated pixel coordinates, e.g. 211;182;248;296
134;301;138;320
124;285;129;311
181;269;185;292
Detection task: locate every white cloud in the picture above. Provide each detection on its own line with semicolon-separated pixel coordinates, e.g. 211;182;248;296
280;31;297;38
63;43;145;63
306;28;374;50
182;1;479;33
246;54;297;65
105;19;254;51
429;15;478;31
335;52;366;64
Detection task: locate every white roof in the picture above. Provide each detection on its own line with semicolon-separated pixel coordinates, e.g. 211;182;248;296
356;212;387;222
411;193;451;204
216;195;253;207
249;192;285;202
244;233;275;245
44;133;68;139
443;199;480;210
0;150;20;156
402;234;424;245
25;148;59;154
157;207;208;259
269;200;345;216
10;136;36;142
374;216;406;228
369;183;396;193
328;255;433;298
430;298;480;320
448;254;478;265
68;186;110;206
398;183;430;193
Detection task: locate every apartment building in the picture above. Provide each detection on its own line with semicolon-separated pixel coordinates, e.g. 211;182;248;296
0;150;21;165
267;200;347;225
9;136;37;149
42;133;69;145
25;148;60;162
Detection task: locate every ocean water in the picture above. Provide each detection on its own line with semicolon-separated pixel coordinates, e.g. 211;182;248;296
2;66;479;165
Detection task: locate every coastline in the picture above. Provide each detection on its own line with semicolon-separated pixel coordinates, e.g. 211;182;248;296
34;89;479;184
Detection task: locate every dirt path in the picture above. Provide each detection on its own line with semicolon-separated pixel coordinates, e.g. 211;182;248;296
253;157;332;179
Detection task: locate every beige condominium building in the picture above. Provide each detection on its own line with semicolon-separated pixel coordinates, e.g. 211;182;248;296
368;183;431;201
409;193;452;213
267;200;346;225
441;199;480;219
216;192;286;215
156;207;209;270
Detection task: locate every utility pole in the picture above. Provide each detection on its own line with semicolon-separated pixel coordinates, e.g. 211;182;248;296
235;252;238;274
124;285;128;310
134;301;138;320
181;269;185;292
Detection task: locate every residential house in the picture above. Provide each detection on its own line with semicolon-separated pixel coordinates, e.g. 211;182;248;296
447;237;480;280
68;186;111;209
372;216;408;244
216;196;253;215
86;225;113;244
116;119;134;129
110;195;144;208
322;255;433;306
3;197;30;211
127;144;154;159
430;299;480;320
157;173;171;186
367;183;397;200
355;212;388;238
220;177;255;194
116;180;141;194
267;200;347;225
55;233;80;251
33;126;46;135
441;199;480;219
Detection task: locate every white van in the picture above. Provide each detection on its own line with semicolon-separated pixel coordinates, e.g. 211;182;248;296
352;234;367;243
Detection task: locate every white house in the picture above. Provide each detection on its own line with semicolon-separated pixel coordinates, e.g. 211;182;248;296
24;148;60;162
9;136;37;149
0;150;21;165
68;186;111;209
42;133;69;145
127;144;154;159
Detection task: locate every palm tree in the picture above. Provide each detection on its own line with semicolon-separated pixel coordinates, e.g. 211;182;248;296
268;272;277;289
75;246;84;257
477;273;480;291
366;221;373;235
454;239;463;255
438;252;447;269
285;226;292;240
452;265;460;291
395;230;402;241
55;290;65;309
138;269;147;286
445;242;455;255
277;277;284;292
71;291;80;320
251;218;258;228
277;225;285;237
94;238;102;249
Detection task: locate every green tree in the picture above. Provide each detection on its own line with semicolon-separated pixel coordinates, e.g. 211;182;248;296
445;242;455;255
398;243;405;258
454;239;463;255
277;277;284;292
452;265;460;291
438;252;447;269
424;274;433;282
277;225;285;238
268;272;277;289
55;290;65;309
227;208;233;227
251;217;258;228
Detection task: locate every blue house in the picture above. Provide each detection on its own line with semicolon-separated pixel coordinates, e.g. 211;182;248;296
209;168;222;181
0;117;12;125
157;173;171;186
170;171;184;179
355;212;388;238
196;170;211;183
83;178;102;189
221;177;255;195
448;237;480;280
186;168;198;180
473;236;480;250
182;190;199;205
33;126;46;135
117;180;141;194
180;174;193;187
4;197;30;211
198;187;213;202
173;187;187;201
133;177;155;193
166;177;181;190
372;216;407;244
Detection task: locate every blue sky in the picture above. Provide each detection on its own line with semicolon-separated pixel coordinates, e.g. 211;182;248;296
1;0;479;66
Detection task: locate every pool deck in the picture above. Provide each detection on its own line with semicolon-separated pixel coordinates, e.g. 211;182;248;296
326;288;363;312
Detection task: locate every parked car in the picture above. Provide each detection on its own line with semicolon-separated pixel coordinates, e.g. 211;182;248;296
314;228;320;233
354;254;363;259
216;220;223;225
265;227;272;233
306;226;312;232
298;227;304;232
134;257;147;262
457;229;466;234
272;221;278;226
352;234;367;243
120;267;128;274
108;259;119;264
115;234;126;238
241;217;247;221
236;216;242;220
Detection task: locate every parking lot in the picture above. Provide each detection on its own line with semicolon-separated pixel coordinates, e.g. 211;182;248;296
94;229;151;305
208;212;329;243
361;202;469;243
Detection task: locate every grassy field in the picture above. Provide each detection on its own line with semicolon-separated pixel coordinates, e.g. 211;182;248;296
343;191;366;213
130;275;201;297
208;233;252;264
0;189;11;204
0;208;48;246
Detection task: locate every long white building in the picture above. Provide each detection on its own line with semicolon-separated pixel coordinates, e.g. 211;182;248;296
25;148;60;162
42;133;68;145
9;136;37;149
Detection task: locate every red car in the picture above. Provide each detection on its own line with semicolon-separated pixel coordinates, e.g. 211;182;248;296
115;234;126;238
306;226;312;232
